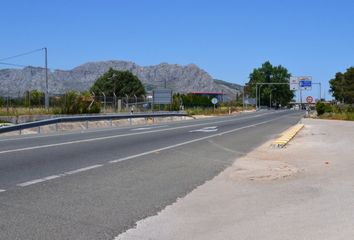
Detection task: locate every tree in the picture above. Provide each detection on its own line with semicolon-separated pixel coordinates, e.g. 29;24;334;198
30;90;44;107
91;68;146;97
329;67;354;104
247;61;294;107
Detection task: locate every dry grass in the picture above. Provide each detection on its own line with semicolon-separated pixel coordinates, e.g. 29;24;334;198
319;112;354;121
0;107;53;116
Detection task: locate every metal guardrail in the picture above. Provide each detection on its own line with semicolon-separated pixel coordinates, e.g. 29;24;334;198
0;112;188;134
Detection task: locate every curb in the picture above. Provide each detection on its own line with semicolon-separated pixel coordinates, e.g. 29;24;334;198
271;124;304;148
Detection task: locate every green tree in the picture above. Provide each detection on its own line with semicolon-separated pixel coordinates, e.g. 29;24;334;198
30;90;44;107
247;61;294;107
91;68;146;97
329;67;354;104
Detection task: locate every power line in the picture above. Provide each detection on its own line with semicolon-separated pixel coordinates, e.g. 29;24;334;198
0;48;44;62
0;62;28;68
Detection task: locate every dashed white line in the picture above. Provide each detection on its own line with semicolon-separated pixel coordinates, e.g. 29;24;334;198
13;113;286;189
17;175;62;187
0;113;272;155
65;164;103;175
0;189;6;193
17;164;103;187
110;117;280;164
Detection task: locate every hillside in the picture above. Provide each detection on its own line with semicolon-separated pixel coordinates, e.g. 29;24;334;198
0;61;242;99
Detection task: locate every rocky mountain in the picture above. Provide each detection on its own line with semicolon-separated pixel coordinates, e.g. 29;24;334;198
0;60;241;99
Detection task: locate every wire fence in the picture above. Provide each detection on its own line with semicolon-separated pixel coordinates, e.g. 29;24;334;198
0;93;152;115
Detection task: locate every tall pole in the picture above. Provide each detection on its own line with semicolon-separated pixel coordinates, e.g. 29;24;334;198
44;47;49;109
255;84;258;110
242;87;245;111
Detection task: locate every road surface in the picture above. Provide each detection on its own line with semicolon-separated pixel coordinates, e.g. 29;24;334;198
0;110;303;240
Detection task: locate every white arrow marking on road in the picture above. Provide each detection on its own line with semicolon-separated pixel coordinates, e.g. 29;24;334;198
189;126;218;133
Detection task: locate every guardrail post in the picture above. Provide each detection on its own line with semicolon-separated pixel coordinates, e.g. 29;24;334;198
38;126;41;134
86;121;89;129
110;119;113;127
55;123;58;132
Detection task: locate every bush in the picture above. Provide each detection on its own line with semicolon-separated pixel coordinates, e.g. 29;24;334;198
316;102;332;115
55;91;101;114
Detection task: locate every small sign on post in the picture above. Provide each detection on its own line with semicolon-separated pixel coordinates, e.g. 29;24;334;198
211;97;218;112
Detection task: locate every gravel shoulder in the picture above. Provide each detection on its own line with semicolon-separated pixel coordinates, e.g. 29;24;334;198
116;118;354;240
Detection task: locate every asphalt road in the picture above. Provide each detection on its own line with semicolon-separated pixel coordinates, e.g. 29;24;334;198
0;110;304;240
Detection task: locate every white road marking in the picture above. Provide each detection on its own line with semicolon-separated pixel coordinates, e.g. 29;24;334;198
110;117;279;164
65;164;103;175
13;113;285;189
0;113;272;155
0;189;6;193
17;164;103;187
189;126;218;133
131;127;154;131
131;125;167;131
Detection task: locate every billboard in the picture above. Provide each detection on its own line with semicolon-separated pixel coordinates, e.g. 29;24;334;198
153;89;172;104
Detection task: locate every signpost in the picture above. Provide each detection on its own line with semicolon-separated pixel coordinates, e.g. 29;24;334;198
153;89;172;104
289;77;299;91
211;97;218;112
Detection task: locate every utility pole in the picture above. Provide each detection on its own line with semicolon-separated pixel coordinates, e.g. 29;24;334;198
44;47;49;109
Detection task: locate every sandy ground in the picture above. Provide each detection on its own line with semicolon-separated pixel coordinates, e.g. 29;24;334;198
116;118;354;240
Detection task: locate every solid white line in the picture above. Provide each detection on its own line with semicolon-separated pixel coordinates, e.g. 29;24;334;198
0;113;273;155
17;164;103;187
0;189;6;193
110;117;279;164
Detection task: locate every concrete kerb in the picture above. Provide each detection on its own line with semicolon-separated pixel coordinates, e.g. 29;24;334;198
271;123;304;148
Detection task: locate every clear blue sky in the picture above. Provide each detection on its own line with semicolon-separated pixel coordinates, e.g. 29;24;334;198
1;0;354;100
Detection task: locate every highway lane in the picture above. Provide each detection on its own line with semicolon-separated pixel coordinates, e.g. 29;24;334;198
0;111;262;151
0;110;304;240
0;111;285;188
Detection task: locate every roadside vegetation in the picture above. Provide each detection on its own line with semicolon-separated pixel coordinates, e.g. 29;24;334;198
316;102;354;121
316;66;354;121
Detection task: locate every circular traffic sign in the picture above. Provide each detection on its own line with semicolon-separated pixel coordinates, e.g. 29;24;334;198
211;98;218;105
306;96;313;103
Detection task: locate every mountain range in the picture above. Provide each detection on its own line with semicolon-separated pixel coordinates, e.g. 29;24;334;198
0;60;242;99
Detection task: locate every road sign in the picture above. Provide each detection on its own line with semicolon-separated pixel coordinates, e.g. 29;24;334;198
211;98;218;105
289;77;299;90
299;76;312;90
153;89;172;104
306;96;313;103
